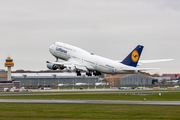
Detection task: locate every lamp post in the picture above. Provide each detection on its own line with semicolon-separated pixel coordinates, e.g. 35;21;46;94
58;78;59;90
72;77;74;90
95;78;96;89
88;78;89;90
44;78;45;90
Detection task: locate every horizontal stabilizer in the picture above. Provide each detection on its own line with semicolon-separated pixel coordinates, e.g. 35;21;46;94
121;68;160;72
138;68;160;71
138;59;174;66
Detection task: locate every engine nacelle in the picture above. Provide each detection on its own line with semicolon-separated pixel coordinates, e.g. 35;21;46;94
59;66;65;70
47;63;58;70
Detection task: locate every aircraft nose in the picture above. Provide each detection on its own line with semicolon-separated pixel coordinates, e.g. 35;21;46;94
49;44;54;53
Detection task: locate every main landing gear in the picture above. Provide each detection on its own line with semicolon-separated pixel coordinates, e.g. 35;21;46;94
76;70;101;76
76;70;81;76
86;71;101;76
86;72;92;76
93;71;101;76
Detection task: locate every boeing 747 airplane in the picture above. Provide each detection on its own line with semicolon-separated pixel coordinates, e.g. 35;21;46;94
47;42;173;76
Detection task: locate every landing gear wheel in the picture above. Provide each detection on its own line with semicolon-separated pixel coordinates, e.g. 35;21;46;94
76;70;81;76
86;72;92;76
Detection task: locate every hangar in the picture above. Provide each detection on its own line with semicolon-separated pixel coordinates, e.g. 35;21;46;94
11;72;99;87
106;74;152;86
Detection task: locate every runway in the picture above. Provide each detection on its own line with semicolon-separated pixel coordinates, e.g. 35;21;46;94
0;99;180;105
0;90;179;96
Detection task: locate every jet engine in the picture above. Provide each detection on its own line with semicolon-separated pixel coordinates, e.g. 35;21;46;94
47;63;58;70
59;66;65;70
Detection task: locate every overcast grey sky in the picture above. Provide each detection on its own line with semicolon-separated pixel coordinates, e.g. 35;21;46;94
0;0;179;74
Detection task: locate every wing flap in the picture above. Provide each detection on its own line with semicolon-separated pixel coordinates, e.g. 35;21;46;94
75;65;88;71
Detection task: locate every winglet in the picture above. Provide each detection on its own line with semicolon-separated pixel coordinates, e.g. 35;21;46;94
121;45;144;67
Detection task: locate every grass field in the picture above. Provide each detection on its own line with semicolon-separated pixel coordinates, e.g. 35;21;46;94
0;103;180;120
0;91;180;101
51;84;180;89
1;90;180;119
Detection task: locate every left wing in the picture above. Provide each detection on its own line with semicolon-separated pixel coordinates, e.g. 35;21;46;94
46;59;88;71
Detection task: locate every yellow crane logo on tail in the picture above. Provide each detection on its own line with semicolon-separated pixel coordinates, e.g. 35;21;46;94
131;50;139;62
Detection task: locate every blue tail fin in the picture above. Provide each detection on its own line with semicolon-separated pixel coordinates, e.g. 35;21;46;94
175;75;179;80
121;45;144;67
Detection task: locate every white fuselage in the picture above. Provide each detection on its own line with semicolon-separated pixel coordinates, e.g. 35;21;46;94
49;42;137;74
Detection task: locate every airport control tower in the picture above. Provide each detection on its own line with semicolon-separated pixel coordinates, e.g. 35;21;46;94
4;57;14;81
